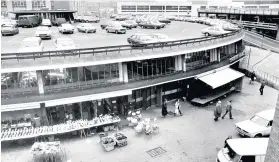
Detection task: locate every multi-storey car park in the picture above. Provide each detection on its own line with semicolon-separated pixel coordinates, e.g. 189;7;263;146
1;19;246;129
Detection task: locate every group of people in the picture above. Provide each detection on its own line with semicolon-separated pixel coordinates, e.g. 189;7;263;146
214;100;233;121
161;99;183;117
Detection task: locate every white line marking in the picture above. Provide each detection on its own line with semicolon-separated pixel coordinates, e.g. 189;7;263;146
7;37;17;42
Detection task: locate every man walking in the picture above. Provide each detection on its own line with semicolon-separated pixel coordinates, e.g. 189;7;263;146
174;99;183;116
214;100;222;121
250;71;256;84
222;100;233;119
259;80;266;95
162;99;168;117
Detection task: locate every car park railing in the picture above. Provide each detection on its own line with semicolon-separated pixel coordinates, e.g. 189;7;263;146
197;8;279;15
228;20;277;30
1;30;244;62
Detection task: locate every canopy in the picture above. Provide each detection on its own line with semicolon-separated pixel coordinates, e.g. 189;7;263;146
198;68;244;89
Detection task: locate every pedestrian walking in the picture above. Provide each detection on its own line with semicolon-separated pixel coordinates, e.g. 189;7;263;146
222;100;233;119
174;99;183;116
250;71;256;84
214;100;222;121
259;80;266;95
162;99;168;117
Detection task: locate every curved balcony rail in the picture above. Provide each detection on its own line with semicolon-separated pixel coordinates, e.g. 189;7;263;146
197;8;279;15
228;20;277;31
1;30;243;62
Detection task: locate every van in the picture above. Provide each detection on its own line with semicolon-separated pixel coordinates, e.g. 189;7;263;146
217;138;268;162
18;15;41;27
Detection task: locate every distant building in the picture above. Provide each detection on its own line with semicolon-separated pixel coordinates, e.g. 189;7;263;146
265;94;279;162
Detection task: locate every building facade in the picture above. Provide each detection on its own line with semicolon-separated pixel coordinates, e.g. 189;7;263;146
1;30;245;126
265;94;279;162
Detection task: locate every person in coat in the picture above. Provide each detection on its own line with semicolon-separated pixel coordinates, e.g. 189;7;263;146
250;71;256;84
222;100;233;119
162;99;168;117
174;99;183;116
214;100;222;121
259;80;266;95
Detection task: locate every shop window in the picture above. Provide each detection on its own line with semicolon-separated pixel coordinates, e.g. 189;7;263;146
121;5;136;11
12;0;26;8
137;5;149;11
166;6;178;10
150;6;165;11
185;51;210;70
32;0;46;8
1;71;38;90
179;6;191;10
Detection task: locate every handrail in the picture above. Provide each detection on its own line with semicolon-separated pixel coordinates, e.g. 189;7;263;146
1;30;243;61
228;20;277;30
197;8;279;15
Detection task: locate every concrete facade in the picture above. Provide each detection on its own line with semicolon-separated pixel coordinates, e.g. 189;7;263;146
265;94;279;162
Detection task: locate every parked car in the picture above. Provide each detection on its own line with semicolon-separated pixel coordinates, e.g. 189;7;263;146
18;15;41;28
201;26;231;36
74;15;83;22
41;19;52;27
18;37;44;53
138;21;162;29
222;23;240;31
55;38;77;51
115;16;126;21
124;20;138;28
77;23;96;33
235;109;275;138
216;138;268;162
1;24;19;36
100;21;114;29
151;20;166;28
110;14;118;19
106;24;126;34
52;18;67;26
58;24;75;34
127;34;157;46
158;18;171;24
120;21;133;29
151;33;172;42
82;16;100;23
35;26;51;39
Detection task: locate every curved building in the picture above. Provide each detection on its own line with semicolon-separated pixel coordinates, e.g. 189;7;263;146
1;29;245;125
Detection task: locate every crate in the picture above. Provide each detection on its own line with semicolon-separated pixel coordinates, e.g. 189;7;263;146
116;140;127;147
102;142;115;151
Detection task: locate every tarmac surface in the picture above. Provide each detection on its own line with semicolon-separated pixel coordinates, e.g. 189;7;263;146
1;77;278;162
1;20;207;53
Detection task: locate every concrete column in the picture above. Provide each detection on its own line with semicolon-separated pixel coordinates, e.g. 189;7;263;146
175;55;183;71
156;85;163;107
182;55;186;72
239;15;242;21
79;102;83;119
210;49;217;62
118;62;123;82
276;24;279;41
123;63;128;83
217;48;221;62
40;103;49;126
36;70;44;94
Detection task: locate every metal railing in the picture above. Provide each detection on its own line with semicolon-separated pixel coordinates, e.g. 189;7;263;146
1;30;244;61
197;8;279;15
229;20;277;30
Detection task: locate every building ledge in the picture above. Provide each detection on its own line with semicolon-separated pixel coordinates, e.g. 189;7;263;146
1;55;245;106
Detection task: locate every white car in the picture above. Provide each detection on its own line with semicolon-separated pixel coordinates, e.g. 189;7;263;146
18;37;44;53
41;19;52;27
235;109;275;138
55;38;77;51
36;26;51;39
106;24;126;34
77;23;96;33
151;33;172;42
201;26;231;36
222;23;240;31
58;24;74;34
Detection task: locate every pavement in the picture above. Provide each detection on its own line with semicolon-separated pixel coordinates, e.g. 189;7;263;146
1;20;207;53
1;77;278;162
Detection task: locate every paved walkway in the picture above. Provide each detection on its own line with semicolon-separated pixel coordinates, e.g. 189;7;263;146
1;77;278;162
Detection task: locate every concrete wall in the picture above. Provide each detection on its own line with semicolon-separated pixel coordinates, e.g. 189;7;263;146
265;94;279;162
52;0;70;10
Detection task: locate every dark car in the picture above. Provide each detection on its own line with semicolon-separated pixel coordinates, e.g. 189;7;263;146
100;21;114;29
158;19;171;24
127;34;157;47
138;21;161;29
52;18;67;26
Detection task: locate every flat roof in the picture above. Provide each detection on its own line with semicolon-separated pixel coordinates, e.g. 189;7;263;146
227;138;269;156
10;10;77;14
